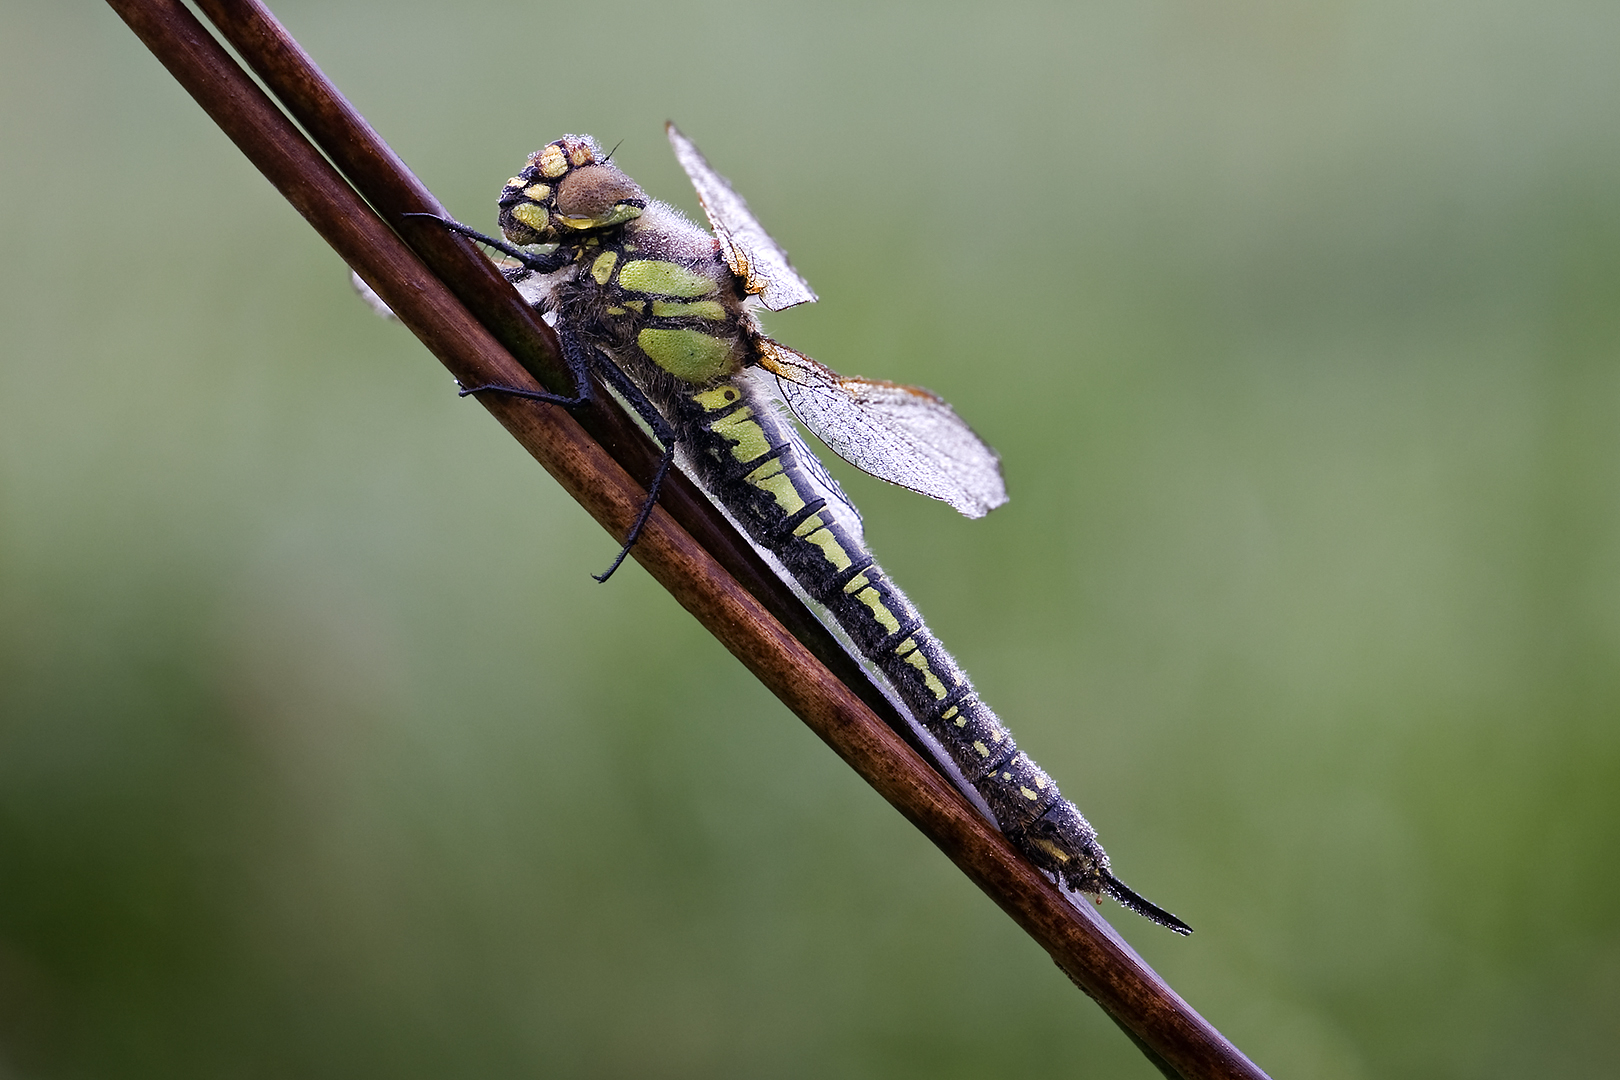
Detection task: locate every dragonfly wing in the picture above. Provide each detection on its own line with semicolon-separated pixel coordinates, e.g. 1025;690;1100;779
739;369;867;544
351;270;397;320
667;123;817;311
784;415;868;544
756;340;1008;519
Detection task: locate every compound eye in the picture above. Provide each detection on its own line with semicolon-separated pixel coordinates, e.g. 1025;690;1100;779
555;166;637;218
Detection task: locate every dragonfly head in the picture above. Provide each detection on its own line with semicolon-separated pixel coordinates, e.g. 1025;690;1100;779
497;135;646;246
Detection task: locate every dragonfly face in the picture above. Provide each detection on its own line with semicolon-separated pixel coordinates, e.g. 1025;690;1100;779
496;136;647;245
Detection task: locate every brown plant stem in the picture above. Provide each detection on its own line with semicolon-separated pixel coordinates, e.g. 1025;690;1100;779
105;2;1270;1077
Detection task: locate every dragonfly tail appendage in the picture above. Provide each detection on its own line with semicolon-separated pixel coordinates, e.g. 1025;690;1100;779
1100;872;1193;936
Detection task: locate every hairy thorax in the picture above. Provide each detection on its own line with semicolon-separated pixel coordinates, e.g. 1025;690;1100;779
552;203;755;391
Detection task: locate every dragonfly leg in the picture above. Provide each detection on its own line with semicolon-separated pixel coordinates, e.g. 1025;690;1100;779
401;211;587;404
453;314;594;407
586;350;678;583
400;212;571;274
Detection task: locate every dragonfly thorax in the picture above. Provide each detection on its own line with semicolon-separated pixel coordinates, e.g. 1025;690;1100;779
526;202;751;388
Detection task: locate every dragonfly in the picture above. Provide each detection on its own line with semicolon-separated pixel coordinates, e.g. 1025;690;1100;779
407;125;1190;934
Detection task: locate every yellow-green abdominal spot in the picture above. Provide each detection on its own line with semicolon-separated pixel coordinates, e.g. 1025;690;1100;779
903;649;950;699
858;589;903;634
744;459;806;514
637;328;734;383
711;408;773;463
802;528;853;571
619;259;717;298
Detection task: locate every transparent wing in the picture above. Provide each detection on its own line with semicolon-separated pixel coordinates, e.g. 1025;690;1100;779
667;123;817;312
785;416;867;542
738;369;866;544
755;340;1008;519
350;270;396;320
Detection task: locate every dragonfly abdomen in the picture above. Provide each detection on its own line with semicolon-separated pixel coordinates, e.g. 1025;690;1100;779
673;376;1119;898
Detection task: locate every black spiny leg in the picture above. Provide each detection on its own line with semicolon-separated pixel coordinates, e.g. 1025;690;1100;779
453;321;592;408
455;325;677;583
401;212;586;405
401;213;573;275
584;345;678;583
403;212;676;581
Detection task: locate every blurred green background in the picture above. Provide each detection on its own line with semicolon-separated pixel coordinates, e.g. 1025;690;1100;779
3;1;1618;1076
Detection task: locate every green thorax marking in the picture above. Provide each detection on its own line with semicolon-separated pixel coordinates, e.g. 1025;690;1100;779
650;299;726;320
586;247;741;383
617;259;718;298
596;244;741;383
636;327;736;383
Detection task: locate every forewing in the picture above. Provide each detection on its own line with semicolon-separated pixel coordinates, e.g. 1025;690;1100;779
755;341;1008;518
667;123;817;311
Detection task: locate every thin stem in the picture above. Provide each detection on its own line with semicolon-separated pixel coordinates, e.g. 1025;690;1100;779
105;2;1270;1077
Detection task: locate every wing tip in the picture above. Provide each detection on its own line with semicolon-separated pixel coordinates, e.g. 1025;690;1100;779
949;463;1009;519
953;490;1009;519
760;283;820;312
666;121;698;158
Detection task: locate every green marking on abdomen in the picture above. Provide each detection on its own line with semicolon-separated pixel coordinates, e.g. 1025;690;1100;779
801;527;853;572
903;649;950;699
858;589;903;634
692;385;742;411
637;327;733;383
791;513;827;538
745;459;806;515
619;259;717;297
710;408;771;464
